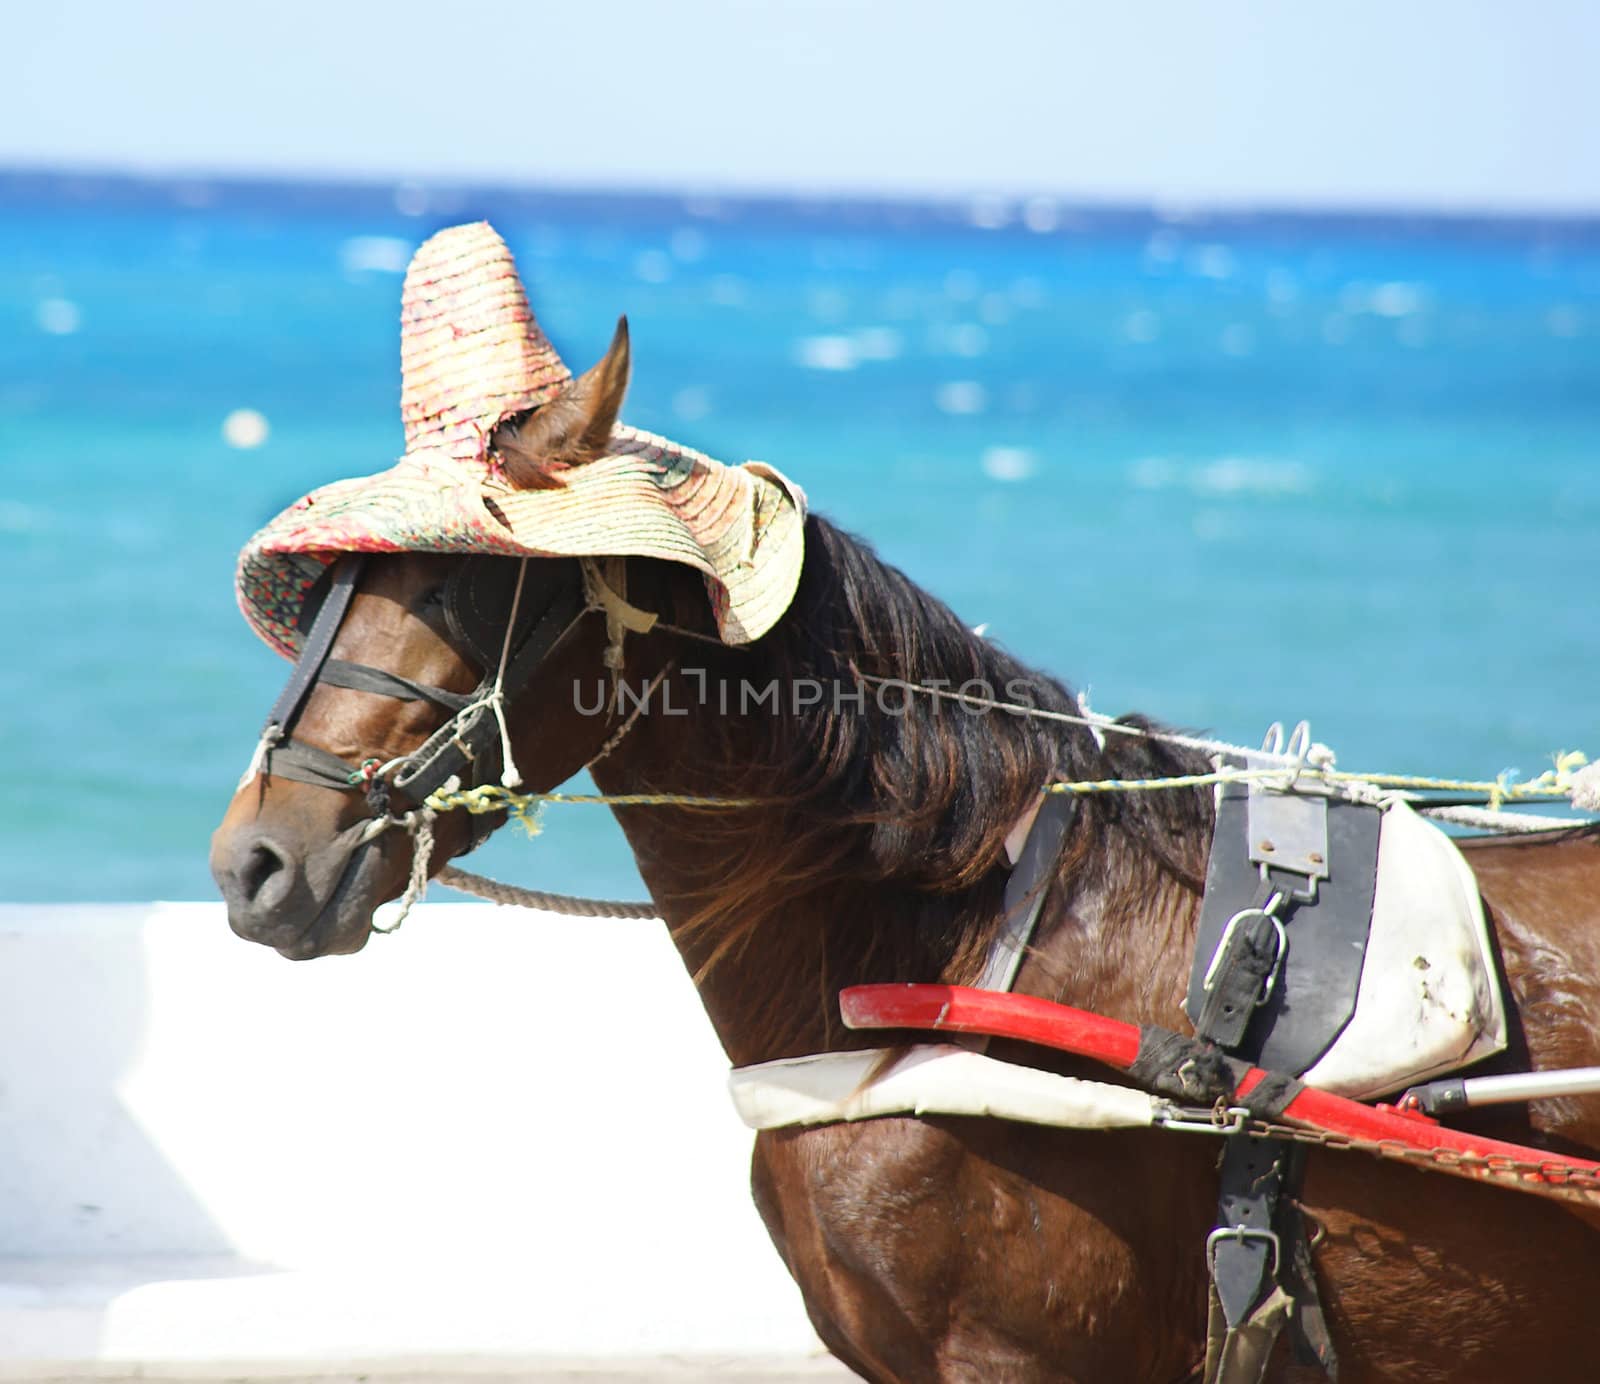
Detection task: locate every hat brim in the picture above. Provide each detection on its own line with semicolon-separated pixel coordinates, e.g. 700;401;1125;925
237;426;807;659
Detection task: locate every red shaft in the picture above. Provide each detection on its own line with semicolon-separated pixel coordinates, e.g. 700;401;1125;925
840;984;1600;1182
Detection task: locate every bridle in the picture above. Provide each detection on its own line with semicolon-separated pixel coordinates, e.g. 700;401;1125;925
244;553;591;851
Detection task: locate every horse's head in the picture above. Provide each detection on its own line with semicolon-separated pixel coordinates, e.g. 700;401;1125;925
210;322;669;958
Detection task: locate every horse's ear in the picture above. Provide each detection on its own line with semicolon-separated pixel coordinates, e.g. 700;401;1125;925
498;316;631;487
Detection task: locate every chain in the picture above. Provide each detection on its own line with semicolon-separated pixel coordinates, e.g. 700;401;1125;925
1169;1103;1600;1206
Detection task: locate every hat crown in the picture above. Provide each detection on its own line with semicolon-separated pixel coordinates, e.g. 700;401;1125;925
399;222;571;464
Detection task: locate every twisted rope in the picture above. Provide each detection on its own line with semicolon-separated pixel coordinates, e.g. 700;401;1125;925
389;679;1594;924
436;865;657;918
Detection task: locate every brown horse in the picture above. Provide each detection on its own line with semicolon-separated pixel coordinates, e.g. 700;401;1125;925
212;327;1600;1381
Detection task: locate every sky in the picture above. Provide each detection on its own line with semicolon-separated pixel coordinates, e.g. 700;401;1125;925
7;1;1600;212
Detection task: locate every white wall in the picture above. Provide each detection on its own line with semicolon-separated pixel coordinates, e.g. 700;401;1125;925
0;903;827;1372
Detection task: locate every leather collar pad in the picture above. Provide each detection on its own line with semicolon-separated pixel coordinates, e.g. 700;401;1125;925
1186;778;1381;1075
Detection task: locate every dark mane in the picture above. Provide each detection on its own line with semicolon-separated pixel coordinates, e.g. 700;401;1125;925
618;515;1215;1053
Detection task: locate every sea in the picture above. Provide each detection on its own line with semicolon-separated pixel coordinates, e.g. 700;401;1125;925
2;171;1596;904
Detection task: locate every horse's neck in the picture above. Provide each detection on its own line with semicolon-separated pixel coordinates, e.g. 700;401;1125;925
590;663;1205;1064
1015;855;1206;1038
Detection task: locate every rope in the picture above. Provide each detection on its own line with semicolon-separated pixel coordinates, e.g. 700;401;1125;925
1413;805;1589;834
436;865;657;918
487;558;530;789
371;808;436;934
381;674;1594;923
425;784;761;813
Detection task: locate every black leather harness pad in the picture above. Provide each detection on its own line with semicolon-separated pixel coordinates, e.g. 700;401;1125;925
444;557;566;672
1185;784;1381;1076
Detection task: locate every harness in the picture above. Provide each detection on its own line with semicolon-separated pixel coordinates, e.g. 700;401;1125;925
246;554;589;850
962;743;1352;1384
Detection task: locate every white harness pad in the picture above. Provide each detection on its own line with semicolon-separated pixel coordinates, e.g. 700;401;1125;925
730;1044;1157;1132
729;800;1509;1132
1300;798;1506;1098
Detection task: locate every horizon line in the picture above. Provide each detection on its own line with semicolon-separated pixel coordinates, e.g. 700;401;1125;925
5;160;1600;231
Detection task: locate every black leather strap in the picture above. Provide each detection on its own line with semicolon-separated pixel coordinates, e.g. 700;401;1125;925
262;556;366;740
975;791;1076;993
1211;1136;1286;1330
320;659;474;712
260;737;363;790
392;575;587;802
1193;877;1284;1051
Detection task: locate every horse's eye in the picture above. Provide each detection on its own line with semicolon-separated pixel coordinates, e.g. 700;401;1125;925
419;584;447;611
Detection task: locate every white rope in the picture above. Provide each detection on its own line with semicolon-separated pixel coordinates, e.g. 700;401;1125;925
487;558;529;789
1417;805;1588;834
370;808;435;934
858;674;1332;769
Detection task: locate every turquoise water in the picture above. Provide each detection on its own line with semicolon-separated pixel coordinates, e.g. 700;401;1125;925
2;173;1597;902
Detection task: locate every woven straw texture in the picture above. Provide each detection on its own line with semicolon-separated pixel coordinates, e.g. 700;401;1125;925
237;222;807;656
239;427;806;656
400;222;571;463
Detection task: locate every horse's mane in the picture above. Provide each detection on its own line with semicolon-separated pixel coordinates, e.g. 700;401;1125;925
627;515;1215;1050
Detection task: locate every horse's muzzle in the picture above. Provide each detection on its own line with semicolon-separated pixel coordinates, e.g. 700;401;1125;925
211;816;383;958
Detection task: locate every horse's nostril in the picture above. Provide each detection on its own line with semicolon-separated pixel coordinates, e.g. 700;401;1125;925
239;839;290;905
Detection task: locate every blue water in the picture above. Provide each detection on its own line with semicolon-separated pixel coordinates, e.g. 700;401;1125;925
2;172;1597;902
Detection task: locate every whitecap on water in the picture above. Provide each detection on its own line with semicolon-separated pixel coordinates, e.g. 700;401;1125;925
670;228;708;262
1369;282;1425;318
1022;198;1059;234
979;293;1011;326
945;324;989;358
967;196;1010;230
1123;310;1159;344
1546;306;1582;338
222;409;270;449
935;381;987;415
1341;281;1426;318
0;500;46;533
943;270;980;302
36;298;81;335
1130;457;1178;490
393;183;430;217
1193;458;1312;497
709;275;747;307
981;447;1037;482
634;250;672;284
796;336;858;371
1219;323;1256;357
1129;457;1312;497
1143;230;1181;265
340;236;412;274
1190;245;1235;280
1009;277;1046;309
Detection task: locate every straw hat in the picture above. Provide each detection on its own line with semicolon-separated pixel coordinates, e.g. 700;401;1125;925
237;221;807;659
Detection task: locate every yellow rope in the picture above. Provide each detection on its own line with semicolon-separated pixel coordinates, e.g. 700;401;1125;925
425;752;1591;819
426;784;761;819
1042;751;1591;808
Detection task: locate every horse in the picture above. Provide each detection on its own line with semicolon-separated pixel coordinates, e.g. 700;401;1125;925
212;324;1600;1382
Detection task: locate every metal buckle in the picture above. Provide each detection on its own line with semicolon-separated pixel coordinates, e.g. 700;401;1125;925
1206;1225;1281;1278
1201;902;1287;1003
